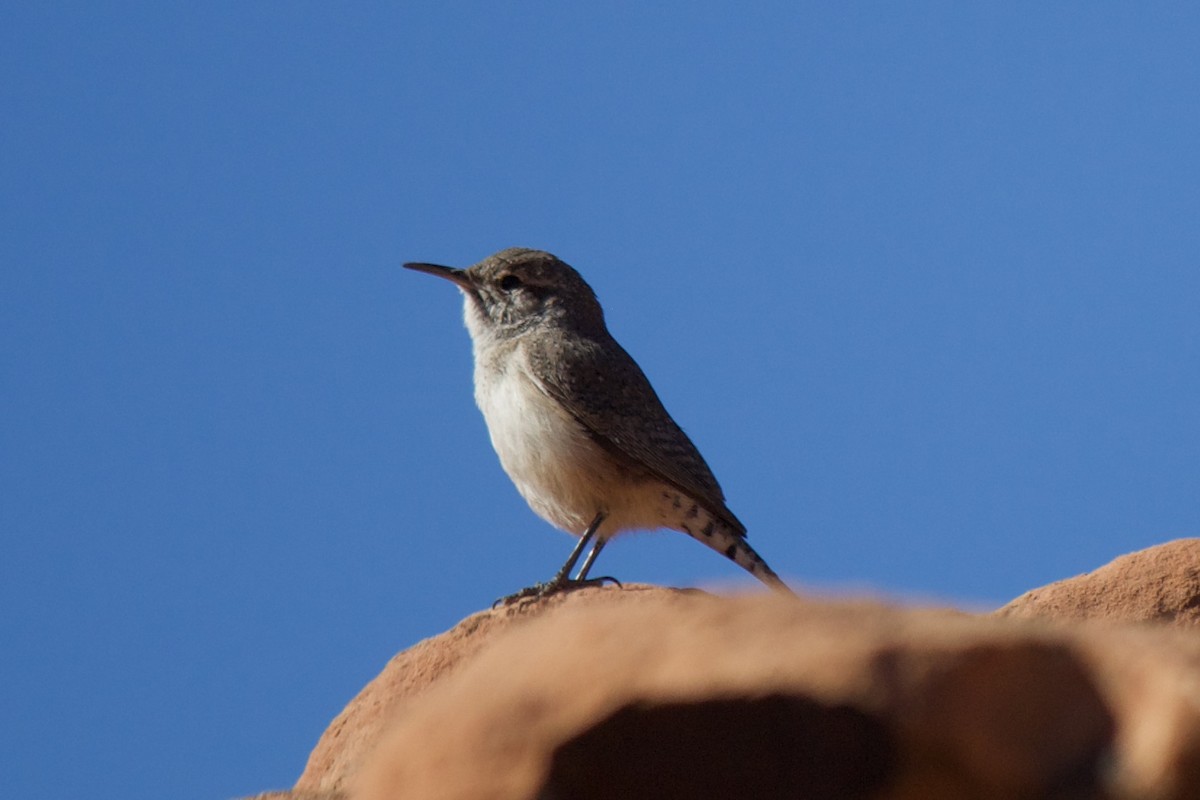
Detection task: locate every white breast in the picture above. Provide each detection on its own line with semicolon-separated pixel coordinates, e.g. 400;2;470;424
473;347;615;536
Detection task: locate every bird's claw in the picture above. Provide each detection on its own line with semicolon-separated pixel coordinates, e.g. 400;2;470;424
492;575;622;608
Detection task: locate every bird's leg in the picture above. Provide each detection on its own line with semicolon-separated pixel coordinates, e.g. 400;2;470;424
573;538;606;581
549;512;602;585
572;538;621;589
495;512;619;605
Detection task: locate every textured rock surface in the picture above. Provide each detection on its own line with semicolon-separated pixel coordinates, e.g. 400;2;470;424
997;539;1200;627
262;540;1200;800
351;592;1200;800
294;584;699;797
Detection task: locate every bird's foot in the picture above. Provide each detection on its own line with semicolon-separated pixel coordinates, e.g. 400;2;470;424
493;575;622;608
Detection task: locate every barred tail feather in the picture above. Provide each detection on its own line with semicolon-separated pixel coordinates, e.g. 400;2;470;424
678;510;795;595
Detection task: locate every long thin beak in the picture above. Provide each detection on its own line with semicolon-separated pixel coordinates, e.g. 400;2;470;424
403;262;473;290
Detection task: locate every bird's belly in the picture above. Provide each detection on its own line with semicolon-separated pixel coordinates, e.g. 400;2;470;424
475;366;637;536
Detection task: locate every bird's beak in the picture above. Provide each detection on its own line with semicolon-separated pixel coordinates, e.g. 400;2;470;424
403;262;474;291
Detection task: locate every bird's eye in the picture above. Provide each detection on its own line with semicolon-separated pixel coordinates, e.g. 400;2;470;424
498;274;522;291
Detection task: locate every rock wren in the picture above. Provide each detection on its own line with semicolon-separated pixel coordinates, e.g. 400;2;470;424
404;248;791;600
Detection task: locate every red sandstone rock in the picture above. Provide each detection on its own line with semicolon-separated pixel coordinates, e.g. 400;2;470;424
996;539;1200;627
294;585;698;797
261;541;1200;800
350;591;1200;800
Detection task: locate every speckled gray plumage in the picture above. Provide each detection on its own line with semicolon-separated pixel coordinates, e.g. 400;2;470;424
462;248;742;532
404;247;788;595
524;326;746;535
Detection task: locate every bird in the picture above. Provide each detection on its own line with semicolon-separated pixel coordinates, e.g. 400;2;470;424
404;248;792;602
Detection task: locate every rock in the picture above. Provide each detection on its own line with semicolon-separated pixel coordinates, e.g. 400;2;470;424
265;541;1200;800
997;539;1200;627
293;585;699;798
347;589;1200;800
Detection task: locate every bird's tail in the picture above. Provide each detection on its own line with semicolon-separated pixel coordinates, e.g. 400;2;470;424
683;512;795;595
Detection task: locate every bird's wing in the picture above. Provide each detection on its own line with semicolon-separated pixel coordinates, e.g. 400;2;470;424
524;331;746;534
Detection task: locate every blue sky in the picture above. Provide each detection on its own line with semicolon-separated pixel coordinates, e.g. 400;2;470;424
3;4;1198;799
